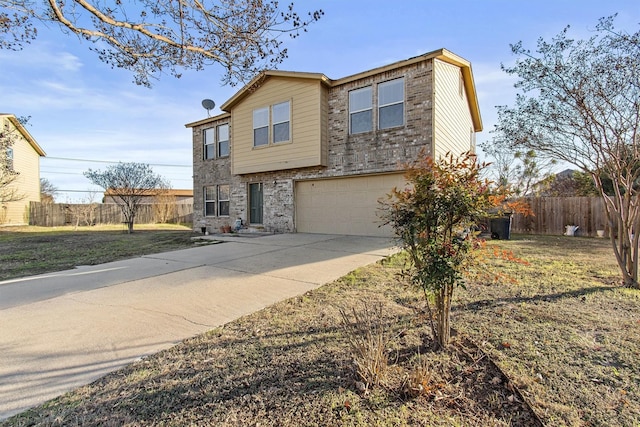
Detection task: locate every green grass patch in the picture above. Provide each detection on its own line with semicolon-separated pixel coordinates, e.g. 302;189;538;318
0;224;198;281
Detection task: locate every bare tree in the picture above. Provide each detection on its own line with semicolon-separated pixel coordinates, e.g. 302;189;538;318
0;0;323;87
537;170;600;197
153;189;178;224
495;15;640;288
481;138;557;196
66;190;99;229
0;115;27;204
84;162;167;233
40;177;58;203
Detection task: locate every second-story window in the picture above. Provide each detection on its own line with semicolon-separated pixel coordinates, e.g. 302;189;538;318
253;107;269;147
253;101;291;146
217;124;229;157
203;128;215;159
378;78;404;129
272;101;290;143
349;86;372;134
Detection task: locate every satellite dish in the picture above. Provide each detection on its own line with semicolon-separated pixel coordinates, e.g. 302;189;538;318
201;99;215;117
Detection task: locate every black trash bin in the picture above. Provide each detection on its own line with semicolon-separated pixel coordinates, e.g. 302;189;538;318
490;215;512;240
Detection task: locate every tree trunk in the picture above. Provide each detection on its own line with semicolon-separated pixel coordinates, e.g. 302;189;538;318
601;188;640;289
436;283;454;349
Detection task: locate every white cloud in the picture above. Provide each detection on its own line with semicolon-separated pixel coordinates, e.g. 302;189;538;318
0;42;82;73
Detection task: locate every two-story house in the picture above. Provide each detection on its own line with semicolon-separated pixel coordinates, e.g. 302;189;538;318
1;114;46;225
186;48;482;237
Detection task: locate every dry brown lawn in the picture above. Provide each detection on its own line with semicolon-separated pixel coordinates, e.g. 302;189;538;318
2;235;639;426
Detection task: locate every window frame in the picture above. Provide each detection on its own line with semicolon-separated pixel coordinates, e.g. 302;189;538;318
252;101;292;147
204;186;216;217
378;78;405;130
272;101;291;144
253;107;269;147
217;124;230;158
217;184;230;217
203;128;215;159
349;86;373;134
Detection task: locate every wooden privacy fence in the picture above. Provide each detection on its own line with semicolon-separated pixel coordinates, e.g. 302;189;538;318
29;202;193;227
511;197;607;237
30;198;606;236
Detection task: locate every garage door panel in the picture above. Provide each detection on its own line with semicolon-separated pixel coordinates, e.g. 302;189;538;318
295;173;405;236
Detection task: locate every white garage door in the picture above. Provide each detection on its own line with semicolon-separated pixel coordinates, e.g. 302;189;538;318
295;173;406;236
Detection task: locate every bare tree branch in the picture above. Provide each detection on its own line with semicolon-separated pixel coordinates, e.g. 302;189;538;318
0;0;323;86
0;115;27;204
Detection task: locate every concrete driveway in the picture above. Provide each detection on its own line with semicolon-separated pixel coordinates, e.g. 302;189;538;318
0;233;397;420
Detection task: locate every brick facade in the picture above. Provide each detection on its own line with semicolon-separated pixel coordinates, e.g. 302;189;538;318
326;61;433;176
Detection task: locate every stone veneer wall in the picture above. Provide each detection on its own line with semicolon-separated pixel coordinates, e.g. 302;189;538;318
191;115;232;233
192;59;435;233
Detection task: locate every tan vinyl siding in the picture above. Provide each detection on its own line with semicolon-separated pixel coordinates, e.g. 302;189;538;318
232;77;326;175
433;59;475;159
1;119;41;225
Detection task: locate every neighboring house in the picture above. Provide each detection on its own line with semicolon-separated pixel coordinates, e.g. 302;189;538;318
103;189;193;204
0;114;46;225
186;48;482;236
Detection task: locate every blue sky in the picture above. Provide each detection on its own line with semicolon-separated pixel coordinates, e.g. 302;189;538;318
1;0;639;202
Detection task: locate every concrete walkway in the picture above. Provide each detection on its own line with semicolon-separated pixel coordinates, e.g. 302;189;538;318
0;233;397;420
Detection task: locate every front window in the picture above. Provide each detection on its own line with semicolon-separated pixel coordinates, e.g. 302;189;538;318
378;78;404;129
349;86;372;134
203;128;215;159
272;101;290;143
253;107;269;147
204;186;216;216
217;124;229;157
218;184;230;216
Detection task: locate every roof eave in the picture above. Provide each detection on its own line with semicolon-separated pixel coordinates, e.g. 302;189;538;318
434;50;483;132
184;111;231;128
3;114;47;156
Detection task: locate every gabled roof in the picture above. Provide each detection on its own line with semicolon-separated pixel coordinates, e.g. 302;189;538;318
333;48;482;131
203;48;482;132
220;71;332;112
0;113;47;156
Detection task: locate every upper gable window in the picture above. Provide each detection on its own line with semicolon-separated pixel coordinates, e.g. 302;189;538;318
349;86;372;134
217;124;230;157
253;101;291;147
203;128;215;159
253;107;269;147
378;78;404;129
272;101;290;143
